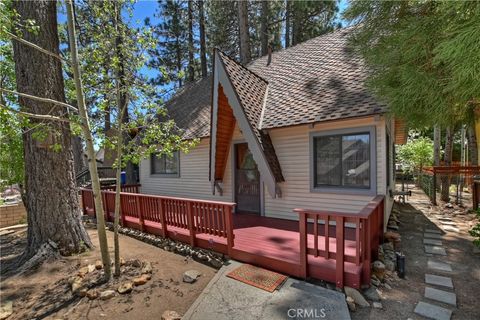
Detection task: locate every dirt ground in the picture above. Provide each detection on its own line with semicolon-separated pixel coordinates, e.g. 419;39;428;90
0;227;217;319
352;186;480;320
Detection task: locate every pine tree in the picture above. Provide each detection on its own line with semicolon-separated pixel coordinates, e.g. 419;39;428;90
206;0;239;62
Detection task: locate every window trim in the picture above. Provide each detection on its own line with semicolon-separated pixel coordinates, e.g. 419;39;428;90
150;151;180;178
309;126;377;196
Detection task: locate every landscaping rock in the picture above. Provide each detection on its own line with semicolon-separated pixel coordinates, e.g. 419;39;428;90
384;231;401;242
120;257;126;266
86;289;99;300
87;264;96;273
71;278;83;293
344;286;370;307
126;259;142;268
183;270;201;283
141;261;153;274
384;260;395;272
363;287;381;301
95;260;103;270
346;296;356;312
210;258;223;269
371;277;381;287
0;300;13;320
78;266;89;277
372;260;385;280
161;310;181;320
373;302;383;309
118;282;133;294
99;290;116;300
77;288;88;297
133;274;151;286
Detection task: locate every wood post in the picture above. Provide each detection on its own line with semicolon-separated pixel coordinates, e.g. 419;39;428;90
335;216;344;288
355;217;361;265
225;205;234;256
362;216;371;286
187;201;196;247
159;198;167;237
299;213;307;279
136;195;144;232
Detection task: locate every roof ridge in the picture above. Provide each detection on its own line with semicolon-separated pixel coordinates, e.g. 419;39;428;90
216;50;269;85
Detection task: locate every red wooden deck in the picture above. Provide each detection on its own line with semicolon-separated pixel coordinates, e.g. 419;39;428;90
80;186;384;289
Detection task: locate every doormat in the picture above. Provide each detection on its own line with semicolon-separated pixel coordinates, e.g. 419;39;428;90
226;264;288;292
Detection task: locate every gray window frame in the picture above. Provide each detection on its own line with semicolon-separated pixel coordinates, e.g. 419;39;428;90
150;151;180;178
309;126;377;196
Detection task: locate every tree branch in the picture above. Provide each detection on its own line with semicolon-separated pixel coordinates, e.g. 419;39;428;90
5;31;70;64
0;104;70;122
0;87;78;112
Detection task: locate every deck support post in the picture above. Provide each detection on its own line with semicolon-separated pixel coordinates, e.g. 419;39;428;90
299;213;307;279
362;216;371;286
187;202;196;247
225;205;234;257
159;198;167;237
335;216;344;288
136;195;144;232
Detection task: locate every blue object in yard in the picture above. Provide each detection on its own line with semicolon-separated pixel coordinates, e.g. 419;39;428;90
120;171;126;185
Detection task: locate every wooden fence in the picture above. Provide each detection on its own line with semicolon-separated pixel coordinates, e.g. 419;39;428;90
295;195;385;288
80;187;236;251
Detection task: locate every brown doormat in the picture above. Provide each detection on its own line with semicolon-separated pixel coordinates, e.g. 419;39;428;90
226;264;288;292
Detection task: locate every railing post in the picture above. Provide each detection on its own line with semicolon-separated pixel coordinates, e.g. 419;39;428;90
187;201;196;247
159;198;167;237
355;217;361;265
80;189;86;215
335;216;345;288
225;205;234;257
299;212;307;279
120;193;126;227
432;171;437;205
136;195;144;232
362;216;371;286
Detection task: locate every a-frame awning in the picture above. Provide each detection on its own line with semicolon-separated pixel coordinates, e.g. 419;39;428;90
209;50;284;198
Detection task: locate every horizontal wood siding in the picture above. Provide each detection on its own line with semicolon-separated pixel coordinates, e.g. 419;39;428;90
140;138;234;202
264;117;388;220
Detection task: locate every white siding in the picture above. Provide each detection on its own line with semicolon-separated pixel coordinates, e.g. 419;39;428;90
264;116;388;220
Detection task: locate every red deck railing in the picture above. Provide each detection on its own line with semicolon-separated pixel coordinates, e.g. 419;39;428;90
80;187;236;252
295;195;385;288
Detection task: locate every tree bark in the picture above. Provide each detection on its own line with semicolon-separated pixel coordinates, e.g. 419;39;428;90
187;0;195;82
11;0;92;259
260;0;269;56
468;124;478;166
285;0;291;48
440;127;454;202
198;0;207;78
71;135;85;175
66;0;111;279
237;0;251;64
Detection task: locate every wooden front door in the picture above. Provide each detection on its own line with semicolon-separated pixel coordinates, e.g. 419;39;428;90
235;143;261;214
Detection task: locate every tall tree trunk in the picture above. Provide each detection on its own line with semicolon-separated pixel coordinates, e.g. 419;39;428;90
187;0;195;82
71;135;85;175
11;0;92;261
440;127;454;202
237;0;251;64
285;0;291;48
198;0;207;78
468;124;478;166
66;0;111;279
433;125;441;165
260;0;268;56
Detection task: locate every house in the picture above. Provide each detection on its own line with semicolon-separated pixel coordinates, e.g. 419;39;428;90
83;28;404;289
139;28;397;224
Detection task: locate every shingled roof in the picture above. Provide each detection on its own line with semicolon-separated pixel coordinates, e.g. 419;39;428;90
164;27;385;140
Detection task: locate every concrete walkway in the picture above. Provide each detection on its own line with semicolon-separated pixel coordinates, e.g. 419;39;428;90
183;260;351;320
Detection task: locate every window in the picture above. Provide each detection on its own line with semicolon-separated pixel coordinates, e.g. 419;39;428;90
311;127;376;194
151;152;179;176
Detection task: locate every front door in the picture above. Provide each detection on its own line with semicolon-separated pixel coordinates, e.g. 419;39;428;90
235;143;261;214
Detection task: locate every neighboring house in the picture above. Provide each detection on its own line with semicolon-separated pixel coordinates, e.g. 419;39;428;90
139;28;401;226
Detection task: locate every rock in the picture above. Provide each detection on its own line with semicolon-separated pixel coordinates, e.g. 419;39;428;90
373;302;383;309
344;286;370;307
118;282;133;294
141;262;153;274
87;264;96;273
383;242;394;252
78;266;89;276
77;288;88;297
346;296;356;312
133;274;151;286
120;257;126;266
71;278;83;293
445;203;454;209
95;260;103;270
99;290;115;300
384;231;401;242
86;290;99;300
372;260;385;280
126;259;142;268
161;310;181;320
383;283;392;290
0;300;13;320
371;275;381;287
363;287;381;301
210;258;223;269
183;270;201;283
384;260;395;272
